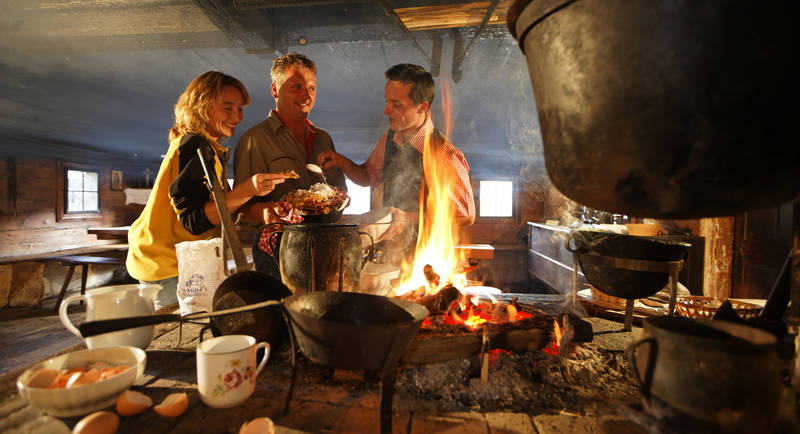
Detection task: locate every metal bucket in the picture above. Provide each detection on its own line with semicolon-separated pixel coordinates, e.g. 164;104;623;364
508;0;798;218
628;316;781;432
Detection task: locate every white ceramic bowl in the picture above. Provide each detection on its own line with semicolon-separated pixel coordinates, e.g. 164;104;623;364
17;346;146;417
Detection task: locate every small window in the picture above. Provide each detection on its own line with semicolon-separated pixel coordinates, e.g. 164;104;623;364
343;179;371;215
479;180;513;217
57;161;103;221
65;169;100;213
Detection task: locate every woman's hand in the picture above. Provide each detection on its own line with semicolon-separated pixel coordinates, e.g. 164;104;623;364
206;173;286;226
248;173;285;197
261;201;293;224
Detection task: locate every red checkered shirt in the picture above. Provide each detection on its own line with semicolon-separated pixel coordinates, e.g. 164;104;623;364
257;201;304;255
364;116;476;218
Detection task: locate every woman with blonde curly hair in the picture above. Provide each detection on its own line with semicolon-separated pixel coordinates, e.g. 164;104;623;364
127;71;287;309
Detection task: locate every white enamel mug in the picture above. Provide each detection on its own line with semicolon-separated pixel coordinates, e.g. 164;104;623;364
196;335;270;408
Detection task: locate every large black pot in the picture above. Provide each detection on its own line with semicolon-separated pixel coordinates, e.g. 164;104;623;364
278;223;371;294
567;231;689;299
628;317;781;432
282;291;428;434
283;291;428;371
508;0;798;218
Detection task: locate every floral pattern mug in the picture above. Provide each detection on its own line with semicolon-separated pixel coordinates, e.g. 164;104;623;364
196;335;270;408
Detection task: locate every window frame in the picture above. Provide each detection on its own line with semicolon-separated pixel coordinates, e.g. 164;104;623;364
477;179;516;220
56;161;103;222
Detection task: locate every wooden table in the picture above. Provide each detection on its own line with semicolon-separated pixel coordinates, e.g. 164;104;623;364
87;226;130;240
47;255;127;313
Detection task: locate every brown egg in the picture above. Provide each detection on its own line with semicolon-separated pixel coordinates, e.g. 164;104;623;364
239;417;275;434
72;411;119;434
26;369;59;388
116;390;152;416
152;392;188;418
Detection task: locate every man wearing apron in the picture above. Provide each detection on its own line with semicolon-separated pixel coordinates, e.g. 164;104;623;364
318;64;475;263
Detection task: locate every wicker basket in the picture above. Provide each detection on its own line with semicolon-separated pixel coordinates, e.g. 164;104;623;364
675;296;762;320
588;285;628;310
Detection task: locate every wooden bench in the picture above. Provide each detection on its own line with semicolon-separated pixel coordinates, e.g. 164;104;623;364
47;255;127;313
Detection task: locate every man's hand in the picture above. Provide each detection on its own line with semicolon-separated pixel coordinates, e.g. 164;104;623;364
317;150;346;170
317;150;371;186
377;207;417;242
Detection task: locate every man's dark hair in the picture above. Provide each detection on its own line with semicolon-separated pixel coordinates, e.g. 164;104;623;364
271;52;316;85
385;64;435;107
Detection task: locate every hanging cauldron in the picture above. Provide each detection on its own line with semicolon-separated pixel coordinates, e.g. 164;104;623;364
508;0;798;218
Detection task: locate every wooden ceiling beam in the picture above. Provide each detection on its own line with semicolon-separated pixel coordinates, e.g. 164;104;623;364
394;0;512;31
7;3;218;38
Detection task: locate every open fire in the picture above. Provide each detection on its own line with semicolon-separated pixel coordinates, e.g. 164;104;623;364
421;292;533;331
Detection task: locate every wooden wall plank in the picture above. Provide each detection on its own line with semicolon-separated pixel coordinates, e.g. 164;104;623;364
0;155;133;259
11;3;218;38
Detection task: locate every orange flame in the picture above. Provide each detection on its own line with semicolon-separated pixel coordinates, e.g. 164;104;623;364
395;74;467;296
553;320;562;344
542;320;562;355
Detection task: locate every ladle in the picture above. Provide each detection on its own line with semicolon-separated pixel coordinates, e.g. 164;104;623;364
306;163;327;183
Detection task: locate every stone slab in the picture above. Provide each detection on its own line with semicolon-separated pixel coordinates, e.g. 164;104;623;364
410;412;488;434
533;414;601;434
9;262;45;307
485;412;536;433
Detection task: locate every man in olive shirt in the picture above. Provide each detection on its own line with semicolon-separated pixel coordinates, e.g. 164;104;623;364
234;52;346;278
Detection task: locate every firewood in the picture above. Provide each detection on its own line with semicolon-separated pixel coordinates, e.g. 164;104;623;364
417;285;459;315
423;264;440;287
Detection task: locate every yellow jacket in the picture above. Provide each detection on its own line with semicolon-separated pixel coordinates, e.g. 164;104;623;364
126;134;226;281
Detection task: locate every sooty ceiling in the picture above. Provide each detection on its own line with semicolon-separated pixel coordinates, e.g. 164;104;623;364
0;0;545;181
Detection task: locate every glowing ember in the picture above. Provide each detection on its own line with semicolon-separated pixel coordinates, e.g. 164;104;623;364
542;320;562;356
422;297;532;331
488;348;511;364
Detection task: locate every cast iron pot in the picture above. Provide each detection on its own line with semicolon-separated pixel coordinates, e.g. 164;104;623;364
628;316;781;433
277;223;373;294
508;0;798;218
567;231;689;299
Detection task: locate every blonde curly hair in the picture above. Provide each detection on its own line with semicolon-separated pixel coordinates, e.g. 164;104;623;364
169;71;250;141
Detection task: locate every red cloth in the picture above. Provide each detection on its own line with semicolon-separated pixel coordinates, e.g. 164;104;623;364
257;201;303;255
364;116;475;218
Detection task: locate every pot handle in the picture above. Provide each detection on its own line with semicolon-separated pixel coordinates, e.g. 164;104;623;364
262;223;284;259
564;235;585;253
626;336;656;399
358;231;376;263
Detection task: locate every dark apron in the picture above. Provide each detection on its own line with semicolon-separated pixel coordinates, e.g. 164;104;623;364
380;128;445;264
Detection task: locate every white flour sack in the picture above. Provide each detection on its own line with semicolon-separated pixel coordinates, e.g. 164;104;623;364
175;238;224;315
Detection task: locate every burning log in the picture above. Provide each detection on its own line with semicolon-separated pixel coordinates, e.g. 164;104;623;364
404;313;594;365
416;285;460;315
423;264;440;287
